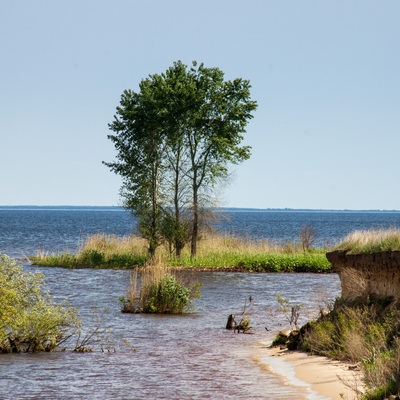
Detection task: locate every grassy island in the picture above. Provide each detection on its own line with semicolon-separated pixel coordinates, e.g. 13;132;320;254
30;233;331;273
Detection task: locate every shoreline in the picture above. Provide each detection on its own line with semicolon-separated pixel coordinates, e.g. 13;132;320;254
259;342;364;400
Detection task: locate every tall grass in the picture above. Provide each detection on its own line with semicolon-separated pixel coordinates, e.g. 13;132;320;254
120;261;201;313
300;301;400;399
335;228;400;254
32;234;148;268
31;232;331;272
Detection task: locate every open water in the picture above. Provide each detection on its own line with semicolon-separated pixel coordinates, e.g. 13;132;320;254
0;207;399;399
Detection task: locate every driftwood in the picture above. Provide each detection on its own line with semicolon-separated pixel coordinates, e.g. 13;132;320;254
226;295;253;333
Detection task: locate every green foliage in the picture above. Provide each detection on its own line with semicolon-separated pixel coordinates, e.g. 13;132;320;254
31;237;330;273
271;332;289;347
0;254;80;353
159;211;192;257
299;302;400;398
276;293;303;329
360;378;398;400
104;60;257;259
30;233;331;272
140;273;200;314
80;249;104;266
171;252;331;273
121;266;201;314
31;251;147;269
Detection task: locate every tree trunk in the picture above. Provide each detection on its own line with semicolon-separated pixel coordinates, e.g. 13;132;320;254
149;160;158;260
190;186;198;259
174;154;181;258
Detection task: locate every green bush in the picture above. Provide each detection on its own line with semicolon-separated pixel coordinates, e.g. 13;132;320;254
0;254;80;353
141;273;199;313
121;266;201;314
80;249;104;266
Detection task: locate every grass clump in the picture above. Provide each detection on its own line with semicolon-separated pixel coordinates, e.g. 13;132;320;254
120;262;201;314
335;228;400;254
0;254;80;353
299;300;400;399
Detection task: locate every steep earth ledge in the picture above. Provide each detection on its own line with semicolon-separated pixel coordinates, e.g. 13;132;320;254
326;250;400;303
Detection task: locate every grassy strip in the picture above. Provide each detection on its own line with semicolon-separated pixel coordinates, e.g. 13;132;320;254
31;251;147;269
30;233;331;272
335;228;400;254
169;252;331;272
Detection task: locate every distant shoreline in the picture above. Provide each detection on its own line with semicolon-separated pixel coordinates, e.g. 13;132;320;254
0;205;399;213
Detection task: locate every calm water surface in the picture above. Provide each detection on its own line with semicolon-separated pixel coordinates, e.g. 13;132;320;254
1;207;398;399
0;268;340;399
1;207;400;259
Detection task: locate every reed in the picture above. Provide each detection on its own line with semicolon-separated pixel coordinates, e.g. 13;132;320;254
120;260;201;314
335;228;400;254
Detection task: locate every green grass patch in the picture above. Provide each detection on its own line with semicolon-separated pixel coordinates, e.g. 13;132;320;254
31;251;147;269
170;252;330;273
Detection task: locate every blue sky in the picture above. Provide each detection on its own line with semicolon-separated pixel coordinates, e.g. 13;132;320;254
1;1;399;209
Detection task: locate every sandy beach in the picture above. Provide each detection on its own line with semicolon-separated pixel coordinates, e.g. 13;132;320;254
258;343;364;400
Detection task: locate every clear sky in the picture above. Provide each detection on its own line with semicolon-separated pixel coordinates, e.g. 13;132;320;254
1;1;399;210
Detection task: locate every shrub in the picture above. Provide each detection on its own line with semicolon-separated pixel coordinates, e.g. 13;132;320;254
121;263;201;314
141;273;196;313
80;249;104;266
0;254;80;353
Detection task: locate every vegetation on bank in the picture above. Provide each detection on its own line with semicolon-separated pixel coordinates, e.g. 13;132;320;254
0;254;80;353
334;228;400;254
292;299;400;400
30;233;331;273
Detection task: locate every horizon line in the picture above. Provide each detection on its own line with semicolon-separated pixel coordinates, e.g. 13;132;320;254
0;205;399;212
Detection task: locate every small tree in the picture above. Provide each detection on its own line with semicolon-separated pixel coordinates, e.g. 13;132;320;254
300;225;316;252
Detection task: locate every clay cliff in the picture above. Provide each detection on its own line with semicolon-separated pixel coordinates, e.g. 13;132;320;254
326;250;400;303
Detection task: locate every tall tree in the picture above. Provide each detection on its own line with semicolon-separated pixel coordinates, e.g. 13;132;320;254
188;63;257;257
104;83;168;257
104;61;257;259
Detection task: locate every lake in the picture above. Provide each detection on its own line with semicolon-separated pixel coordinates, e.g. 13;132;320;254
0;207;398;399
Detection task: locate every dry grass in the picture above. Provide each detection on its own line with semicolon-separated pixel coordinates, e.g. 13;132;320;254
81;232;306;260
183;233;302;255
336;228;400;254
301;304;400;399
79;234;148;256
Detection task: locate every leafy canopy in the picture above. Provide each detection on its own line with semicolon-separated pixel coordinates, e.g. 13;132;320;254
104;61;257;257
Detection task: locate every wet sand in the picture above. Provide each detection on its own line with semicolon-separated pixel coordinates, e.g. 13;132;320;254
258;343;364;400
